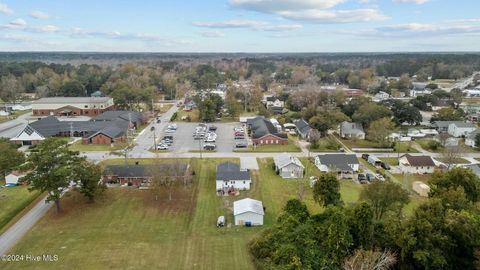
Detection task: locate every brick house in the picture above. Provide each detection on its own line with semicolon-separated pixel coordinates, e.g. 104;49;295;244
248;117;288;145
103;163;189;187
32;97;115;117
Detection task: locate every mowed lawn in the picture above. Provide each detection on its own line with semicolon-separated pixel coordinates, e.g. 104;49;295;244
0;157;418;269
0;182;41;232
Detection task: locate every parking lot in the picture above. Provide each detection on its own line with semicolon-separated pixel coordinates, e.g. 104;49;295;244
156;122;247;153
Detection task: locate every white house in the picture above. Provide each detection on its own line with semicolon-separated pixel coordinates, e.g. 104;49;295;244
447;122;477;138
465;129;480;147
273;153;304;179
216;162;251;192
399;154;436;174
233;198;264;226
5;171;25;185
372;91;390;102
314;154;360;178
339;121;365;140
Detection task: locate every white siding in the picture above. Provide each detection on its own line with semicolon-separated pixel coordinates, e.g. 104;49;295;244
5;174;20;184
279;164;304;179
234;212;264;226
216;179;251;191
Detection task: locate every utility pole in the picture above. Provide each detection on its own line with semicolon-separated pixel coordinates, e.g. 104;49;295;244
152;126;157;151
69;122;74;138
198;138;203;159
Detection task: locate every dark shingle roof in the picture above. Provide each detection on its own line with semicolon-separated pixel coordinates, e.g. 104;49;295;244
294;119;311;135
94;111;143;123
402;154;435;167
316;154;359;171
216;162;250;181
250;117;288;140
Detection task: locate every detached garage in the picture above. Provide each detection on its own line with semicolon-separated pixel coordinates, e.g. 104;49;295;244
233;198;264;226
6;171;25;185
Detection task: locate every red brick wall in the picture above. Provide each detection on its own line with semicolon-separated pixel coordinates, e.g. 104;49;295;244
86;133;125;145
102;175;147;186
253;135;288;145
33;105;114;116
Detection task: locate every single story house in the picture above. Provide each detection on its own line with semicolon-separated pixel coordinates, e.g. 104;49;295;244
216;162;251;192
273;153;304;179
340;121;365;140
465;129;480;147
263;95;285;108
447;122;477;138
233;198;264;226
431;121;465;133
294;119;312;140
248;117;288;145
399;154;436;174
103;163;188;187
314;154;360;178
5;171;25;185
373;91;390;102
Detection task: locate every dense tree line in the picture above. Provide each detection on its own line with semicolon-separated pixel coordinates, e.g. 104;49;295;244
250;168;480;269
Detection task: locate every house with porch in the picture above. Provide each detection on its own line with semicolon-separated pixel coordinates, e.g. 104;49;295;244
273;153;304;179
314;154;360;178
399;154;436;174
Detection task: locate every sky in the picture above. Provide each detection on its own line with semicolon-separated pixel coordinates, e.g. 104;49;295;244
0;0;479;52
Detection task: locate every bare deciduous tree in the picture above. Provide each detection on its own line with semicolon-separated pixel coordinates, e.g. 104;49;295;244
343;249;397;270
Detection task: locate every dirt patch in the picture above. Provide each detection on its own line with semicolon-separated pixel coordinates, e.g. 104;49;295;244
142;185;197;213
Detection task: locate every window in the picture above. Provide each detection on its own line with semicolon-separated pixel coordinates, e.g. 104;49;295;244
84;105;88;108
243;181;245;184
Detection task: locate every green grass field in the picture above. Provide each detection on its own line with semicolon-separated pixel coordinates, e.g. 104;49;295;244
235;138;301;153
435;157;471;164
175;108;200;122
69;140;128;152
0;182;41;232
0;158;419;269
379;157;400;166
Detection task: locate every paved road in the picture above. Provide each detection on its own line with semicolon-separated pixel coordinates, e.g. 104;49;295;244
0;195;51;256
0;112;33;138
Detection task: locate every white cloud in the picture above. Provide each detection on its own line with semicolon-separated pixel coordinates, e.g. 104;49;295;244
0;34;31;42
341;23;480;38
199;30;225;38
0;3;13;15
278;9;387;23
30;11;50;19
192;20;302;31
229;0;386;24
9;18;27;27
393;0;430;4
230;0;347;13
30;25;60;33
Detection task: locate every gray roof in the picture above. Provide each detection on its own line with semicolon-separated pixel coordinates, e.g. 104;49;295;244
216;162;250;181
451;122;476;128
294;119;311;135
33;97;111;104
340;121;365;135
432;121;465;129
467;129;480;140
250;117;288;140
401;154;435;167
94;111;143;124
316;154;359;171
19;110;143;140
273;153;304;169
412;82;428;91
464;164;480;177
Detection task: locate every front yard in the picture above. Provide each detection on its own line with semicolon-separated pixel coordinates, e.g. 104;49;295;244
69;140;128;152
235;138;301;153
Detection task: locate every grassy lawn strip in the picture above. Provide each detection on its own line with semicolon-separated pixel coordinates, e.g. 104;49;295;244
235;138;301;153
309;136;341;152
379;157;399;166
175;108;200;122
157;103;173;113
435;157;471;164
69;140;128;152
0;182;41;232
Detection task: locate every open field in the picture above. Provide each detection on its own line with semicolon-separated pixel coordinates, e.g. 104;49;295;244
336;136;418;153
309;136;341;152
379;157;400;166
435;157;471;164
1;158;423;269
174;108;200;122
236;137;301;153
157;103;173;113
0;182;41;232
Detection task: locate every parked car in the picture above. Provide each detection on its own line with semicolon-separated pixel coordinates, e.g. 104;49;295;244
381;162;391;170
156;119;161;124
167;124;177;130
163;135;173;141
165;129;175;133
209;125;217;131
234;127;244;132
205;137;216;143
156;144;169;150
358;173;367;182
361;154;370;160
160;139;172;146
235;142;248;148
375;174;385;181
366;173;375;181
203;143;216;150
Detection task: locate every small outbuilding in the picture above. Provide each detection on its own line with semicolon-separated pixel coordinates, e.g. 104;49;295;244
233;198;264;226
5;171;25;185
